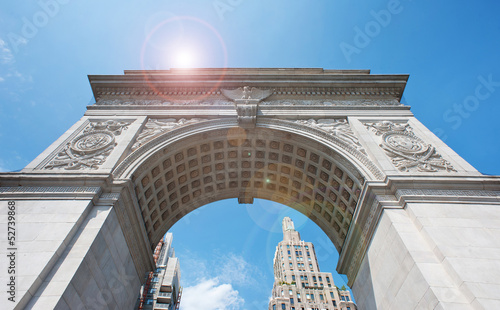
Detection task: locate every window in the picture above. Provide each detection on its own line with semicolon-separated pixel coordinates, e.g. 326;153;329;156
292;275;296;281
326;277;330;283
319;294;324;300
290;298;294;304
318;276;322;281
346;296;349;301
282;304;286;310
273;305;276;310
330;292;334;298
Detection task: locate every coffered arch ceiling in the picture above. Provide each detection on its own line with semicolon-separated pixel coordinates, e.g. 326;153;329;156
115;119;382;253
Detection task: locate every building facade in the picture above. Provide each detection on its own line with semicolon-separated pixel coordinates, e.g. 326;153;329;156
269;217;357;310
137;233;181;310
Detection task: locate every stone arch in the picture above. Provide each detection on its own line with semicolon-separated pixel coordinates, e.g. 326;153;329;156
114;119;382;253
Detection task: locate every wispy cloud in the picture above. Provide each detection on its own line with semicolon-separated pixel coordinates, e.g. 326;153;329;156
0;39;14;65
181;278;244;310
216;253;263;287
179;251;265;288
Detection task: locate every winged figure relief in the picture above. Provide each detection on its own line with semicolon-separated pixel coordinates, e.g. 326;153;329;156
221;86;274;102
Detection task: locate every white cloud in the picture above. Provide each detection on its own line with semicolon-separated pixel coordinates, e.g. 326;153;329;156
181;278;244;310
0;39;14;65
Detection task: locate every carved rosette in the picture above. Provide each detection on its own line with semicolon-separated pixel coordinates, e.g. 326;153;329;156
44;120;131;170
131;118;203;151
364;121;456;172
296;119;367;155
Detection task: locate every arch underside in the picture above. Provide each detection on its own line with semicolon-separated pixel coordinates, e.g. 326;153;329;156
127;125;371;252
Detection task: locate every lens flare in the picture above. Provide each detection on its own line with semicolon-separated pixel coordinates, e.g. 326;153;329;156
173;48;196;68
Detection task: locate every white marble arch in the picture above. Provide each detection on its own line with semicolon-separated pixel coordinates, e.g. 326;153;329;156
2;68;500;309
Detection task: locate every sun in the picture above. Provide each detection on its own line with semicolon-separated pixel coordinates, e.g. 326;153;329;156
173;49;196;68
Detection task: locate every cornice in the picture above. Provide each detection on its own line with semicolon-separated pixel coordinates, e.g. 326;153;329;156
89;68;409;102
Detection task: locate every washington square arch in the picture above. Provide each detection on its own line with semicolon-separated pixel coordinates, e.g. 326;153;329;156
1;68;500;309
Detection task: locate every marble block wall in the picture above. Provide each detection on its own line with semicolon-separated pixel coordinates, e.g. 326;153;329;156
353;202;500;310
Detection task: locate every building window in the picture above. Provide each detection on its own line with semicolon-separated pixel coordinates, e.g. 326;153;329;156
273;305;276;310
290;297;294;304
282;304;286;310
292;275;296;281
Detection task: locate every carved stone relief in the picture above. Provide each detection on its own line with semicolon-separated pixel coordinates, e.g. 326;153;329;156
295;119;366;155
96;98;401;106
44;120;131;170
131;118;203;151
222;86;274;126
364;121;456;172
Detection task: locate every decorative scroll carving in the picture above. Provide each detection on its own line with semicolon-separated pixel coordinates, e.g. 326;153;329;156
221;87;274;127
295;119;366;155
364;121;456;172
44;120;131;170
132;118;202;151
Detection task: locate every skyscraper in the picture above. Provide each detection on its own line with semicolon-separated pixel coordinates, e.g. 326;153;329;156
137;233;182;310
269;217;357;310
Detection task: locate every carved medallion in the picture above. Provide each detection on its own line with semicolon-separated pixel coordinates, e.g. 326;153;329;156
70;131;115;154
43;120;131;170
365;121;456;172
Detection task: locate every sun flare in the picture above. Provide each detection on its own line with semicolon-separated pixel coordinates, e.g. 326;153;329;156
173;49;196;68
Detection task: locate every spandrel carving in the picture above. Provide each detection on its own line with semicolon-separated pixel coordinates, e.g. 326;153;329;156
132;118;203;151
44;120;131;170
364;121;456;172
296;119;366;155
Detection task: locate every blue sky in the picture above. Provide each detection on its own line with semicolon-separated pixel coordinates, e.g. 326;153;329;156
1;0;499;308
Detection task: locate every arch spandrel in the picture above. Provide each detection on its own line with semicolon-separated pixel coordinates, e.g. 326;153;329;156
114;119;381;252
